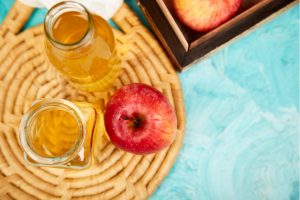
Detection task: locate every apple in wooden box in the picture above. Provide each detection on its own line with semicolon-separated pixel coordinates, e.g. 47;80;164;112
138;0;296;70
173;0;243;32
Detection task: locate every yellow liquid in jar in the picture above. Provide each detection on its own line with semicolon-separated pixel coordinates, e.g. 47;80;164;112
28;102;99;167
30;109;79;157
45;11;120;92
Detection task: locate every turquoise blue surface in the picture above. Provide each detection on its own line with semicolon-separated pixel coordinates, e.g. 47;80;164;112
0;1;299;199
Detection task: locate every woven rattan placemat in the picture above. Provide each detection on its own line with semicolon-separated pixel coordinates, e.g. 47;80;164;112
0;2;185;199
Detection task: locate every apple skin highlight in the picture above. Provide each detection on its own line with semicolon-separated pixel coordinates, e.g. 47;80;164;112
173;0;243;32
104;83;177;155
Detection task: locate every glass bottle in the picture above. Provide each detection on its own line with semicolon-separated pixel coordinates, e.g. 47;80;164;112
44;1;120;92
19;99;102;169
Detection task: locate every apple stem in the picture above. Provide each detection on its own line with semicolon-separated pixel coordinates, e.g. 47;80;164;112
123;115;144;129
123;116;129;120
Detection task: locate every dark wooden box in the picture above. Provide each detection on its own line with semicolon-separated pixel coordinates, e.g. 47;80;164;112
137;0;297;71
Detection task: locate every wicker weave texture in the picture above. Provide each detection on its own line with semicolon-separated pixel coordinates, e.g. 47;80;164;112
0;2;185;199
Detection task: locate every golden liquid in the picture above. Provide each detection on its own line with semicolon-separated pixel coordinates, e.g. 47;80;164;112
29;102;99;167
30;109;79;157
45;11;119;92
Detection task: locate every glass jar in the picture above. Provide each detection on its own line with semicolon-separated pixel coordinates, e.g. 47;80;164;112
19;99;102;169
44;1;120;92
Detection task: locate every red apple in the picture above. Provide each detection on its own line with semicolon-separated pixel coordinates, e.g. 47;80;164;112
104;83;177;155
173;0;242;32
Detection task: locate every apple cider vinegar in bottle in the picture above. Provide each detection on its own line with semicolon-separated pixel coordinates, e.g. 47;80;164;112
19;99;103;169
44;1;120;92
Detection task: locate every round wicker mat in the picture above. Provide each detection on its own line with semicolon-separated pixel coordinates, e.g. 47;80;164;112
0;2;185;200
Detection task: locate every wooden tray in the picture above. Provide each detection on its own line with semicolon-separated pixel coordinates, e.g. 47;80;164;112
138;0;297;70
0;2;186;199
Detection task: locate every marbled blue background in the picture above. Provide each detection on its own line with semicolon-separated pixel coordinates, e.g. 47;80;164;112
0;1;299;199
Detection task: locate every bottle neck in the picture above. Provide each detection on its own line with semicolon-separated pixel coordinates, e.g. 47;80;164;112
44;1;94;51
